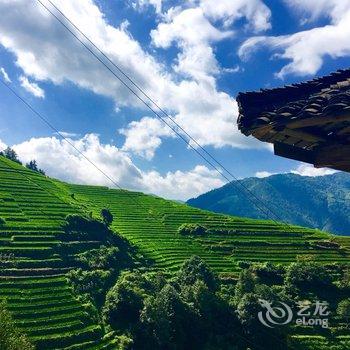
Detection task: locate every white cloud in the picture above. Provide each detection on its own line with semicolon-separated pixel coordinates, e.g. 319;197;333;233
120;116;174;160
291;163;338;177
255;171;275;178
0;0;269;158
143;165;224;199
0;139;7;151
55;131;79;138
12;134;223;200
239;0;350;78
19;75;45;98
151;7;233;81
200;0;271;32
0;67;11;83
133;0;163;14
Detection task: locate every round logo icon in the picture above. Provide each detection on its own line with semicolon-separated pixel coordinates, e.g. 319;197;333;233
258;299;293;328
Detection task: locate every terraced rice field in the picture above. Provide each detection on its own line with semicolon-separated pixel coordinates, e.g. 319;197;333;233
0;157;120;349
66;183;350;276
1;155;349;349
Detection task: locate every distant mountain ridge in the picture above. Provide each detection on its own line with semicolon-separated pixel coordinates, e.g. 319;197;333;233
187;172;350;235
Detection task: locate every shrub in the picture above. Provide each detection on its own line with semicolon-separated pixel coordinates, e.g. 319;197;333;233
63;214;107;240
25;159;45;175
337;299;350;323
101;208;113;227
76;245;120;270
177;223;207;236
0;147;22;165
177;256;217;291
67;268;111;305
0;301;35;350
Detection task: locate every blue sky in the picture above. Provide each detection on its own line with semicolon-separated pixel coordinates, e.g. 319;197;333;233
0;0;348;200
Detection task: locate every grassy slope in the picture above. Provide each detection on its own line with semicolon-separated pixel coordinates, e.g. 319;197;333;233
65;183;350;277
0;156;349;349
0;157;119;350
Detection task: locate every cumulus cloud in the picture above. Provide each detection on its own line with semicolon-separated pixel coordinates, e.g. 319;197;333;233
239;0;350;78
133;0;163;14
19;75;45;98
120;117;175;159
291;163;338;177
200;0;271;32
0;67;11;83
12;134;223;200
0;139;7;151
0;0;269;159
255;171;275;178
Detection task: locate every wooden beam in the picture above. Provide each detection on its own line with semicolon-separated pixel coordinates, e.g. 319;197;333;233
282;128;326;143
274;142;316;164
314;145;350;166
287;112;350;129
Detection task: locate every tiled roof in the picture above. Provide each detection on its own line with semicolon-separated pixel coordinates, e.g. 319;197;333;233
236;68;350;172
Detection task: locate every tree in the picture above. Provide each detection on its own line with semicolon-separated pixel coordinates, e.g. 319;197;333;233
234;268;256;303
0;302;34;350
26;160;38;172
140;284;196;350
284;262;331;295
1;147;22;165
337;299;350;325
101;208;113;227
26;160;46;175
103;272;151;331
177;256;217;291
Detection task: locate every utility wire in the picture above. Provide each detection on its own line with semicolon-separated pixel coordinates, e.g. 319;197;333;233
0;78;168;226
36;0;291;227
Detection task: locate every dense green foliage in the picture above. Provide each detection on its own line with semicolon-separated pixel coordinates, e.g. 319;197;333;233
0;302;35;350
0;147;22;165
101;208;113;227
25;160;45;175
187;172;350;235
0;156;350;349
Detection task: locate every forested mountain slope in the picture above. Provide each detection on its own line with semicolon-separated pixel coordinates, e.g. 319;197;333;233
187;173;350;235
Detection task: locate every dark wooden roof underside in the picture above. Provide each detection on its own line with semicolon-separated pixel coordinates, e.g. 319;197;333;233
237;68;350;172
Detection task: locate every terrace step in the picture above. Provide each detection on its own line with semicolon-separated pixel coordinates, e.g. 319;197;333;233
0;267;72;276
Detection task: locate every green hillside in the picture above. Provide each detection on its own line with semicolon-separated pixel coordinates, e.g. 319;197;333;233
187;172;350;235
0;155;350;349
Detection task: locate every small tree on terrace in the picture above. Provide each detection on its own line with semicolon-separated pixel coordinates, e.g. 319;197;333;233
101;208;113;227
1;147;22;165
26;160;38;172
337;299;350;325
26;159;46;175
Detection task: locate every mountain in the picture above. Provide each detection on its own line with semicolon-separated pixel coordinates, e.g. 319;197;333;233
187;172;350;235
1;155;350;349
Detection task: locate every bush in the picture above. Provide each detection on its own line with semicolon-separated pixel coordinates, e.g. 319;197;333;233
0;301;35;350
0;147;22;165
67;268;111;305
76;245;120;270
0;217;5;226
63;214;107;241
177;256;217;291
337;299;350;323
101;208;113;227
177;224;207;236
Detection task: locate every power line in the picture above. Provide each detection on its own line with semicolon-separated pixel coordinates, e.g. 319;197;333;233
36;0;291;226
0;78;295;350
0;78;169;227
